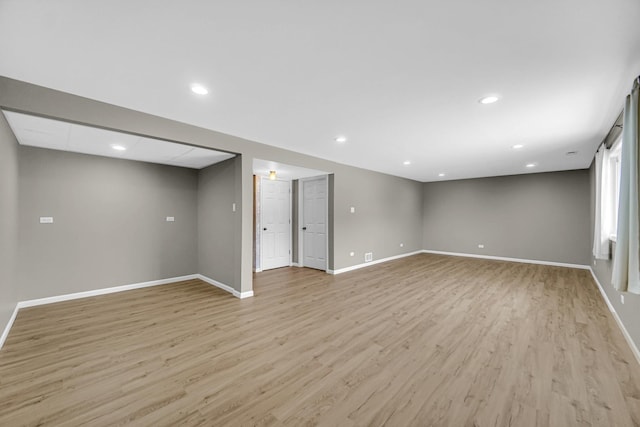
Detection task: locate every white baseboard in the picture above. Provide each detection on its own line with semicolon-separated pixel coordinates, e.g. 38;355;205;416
589;268;640;366
0;274;201;350
197;274;254;299
0;273;254;350
16;274;199;309
0;304;20;350
422;249;590;270
328;249;590;275
253;268;263;273
328;250;424;275
291;263;301;268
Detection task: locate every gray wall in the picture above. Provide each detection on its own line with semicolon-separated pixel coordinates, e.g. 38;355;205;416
198;157;238;288
0;77;424;292
335;169;423;267
589;161;640;348
0;113;19;332
17;146;198;300
423;170;591;266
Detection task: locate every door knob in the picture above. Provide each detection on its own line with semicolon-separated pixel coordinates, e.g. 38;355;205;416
263;227;267;231
302;227;307;230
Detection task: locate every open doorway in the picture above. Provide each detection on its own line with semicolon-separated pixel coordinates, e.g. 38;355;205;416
253;159;330;272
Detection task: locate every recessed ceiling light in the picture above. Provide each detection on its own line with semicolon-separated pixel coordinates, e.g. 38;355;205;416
438;173;445;177
479;95;499;104
191;84;209;95
525;163;537;168
512;144;524;149
111;144;127;151
403;160;411;165
335;136;347;143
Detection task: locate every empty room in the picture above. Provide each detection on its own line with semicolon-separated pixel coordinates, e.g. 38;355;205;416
1;1;640;426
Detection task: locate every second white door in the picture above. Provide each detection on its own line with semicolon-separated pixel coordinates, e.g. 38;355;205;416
301;176;327;271
261;178;291;270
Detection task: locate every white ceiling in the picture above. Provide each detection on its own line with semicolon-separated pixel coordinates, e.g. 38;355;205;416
1;1;639;182
3;110;235;169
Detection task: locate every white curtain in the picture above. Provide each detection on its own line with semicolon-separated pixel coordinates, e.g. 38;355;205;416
593;146;614;259
612;79;640;293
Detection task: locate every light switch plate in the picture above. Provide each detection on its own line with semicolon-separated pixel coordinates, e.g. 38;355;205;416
350;207;355;213
166;216;175;222
40;217;54;224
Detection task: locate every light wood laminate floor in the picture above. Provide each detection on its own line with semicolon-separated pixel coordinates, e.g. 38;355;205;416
1;254;640;426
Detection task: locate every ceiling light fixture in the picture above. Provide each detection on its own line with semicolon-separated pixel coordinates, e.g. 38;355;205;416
403;160;411;165
335;136;347;143
191;84;209;95
512;144;524;149
525;163;536;168
479;95;499;104
438;173;445;177
111;144;127;151
566;151;578;156
269;170;277;180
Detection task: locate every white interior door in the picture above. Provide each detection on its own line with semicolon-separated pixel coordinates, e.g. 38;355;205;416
261;177;291;270
301;176;327;271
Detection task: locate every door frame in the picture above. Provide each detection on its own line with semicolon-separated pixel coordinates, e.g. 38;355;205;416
297;175;329;271
259;176;292;271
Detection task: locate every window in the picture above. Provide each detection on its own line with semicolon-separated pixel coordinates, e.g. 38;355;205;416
610;137;622;241
593;137;621;259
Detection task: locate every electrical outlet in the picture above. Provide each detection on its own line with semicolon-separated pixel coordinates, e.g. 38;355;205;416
365;252;373;262
39;217;53;224
400;243;404;247
349;251;355;257
478;244;484;249
621;294;625;304
350;206;355;213
166;216;175;222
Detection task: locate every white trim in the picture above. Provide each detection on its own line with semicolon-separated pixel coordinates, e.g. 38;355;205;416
17;274;199;309
328;250;424;275
422;249;590;270
0;273;253;350
589;267;640;366
291;262;301;267
290;180;293;268
253;268;263;273
298;178;304;268
197;274;254;299
0;274;200;350
0;304;20;350
324;175;329;271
